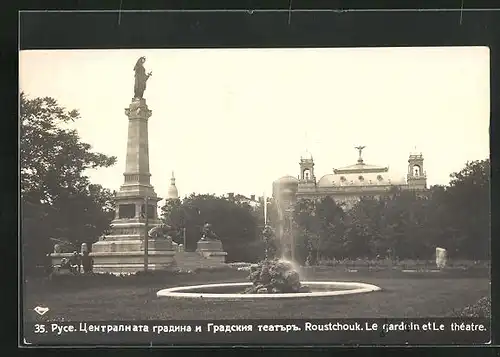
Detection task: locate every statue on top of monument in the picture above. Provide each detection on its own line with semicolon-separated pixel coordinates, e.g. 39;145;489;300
133;56;152;100
201;222;219;241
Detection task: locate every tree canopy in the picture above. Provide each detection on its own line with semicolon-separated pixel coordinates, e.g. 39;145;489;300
21;93;117;274
160;193;265;262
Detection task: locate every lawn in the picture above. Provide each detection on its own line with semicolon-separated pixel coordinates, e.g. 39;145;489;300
23;267;490;322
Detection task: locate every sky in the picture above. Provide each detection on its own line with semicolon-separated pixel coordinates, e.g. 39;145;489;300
19;47;490;200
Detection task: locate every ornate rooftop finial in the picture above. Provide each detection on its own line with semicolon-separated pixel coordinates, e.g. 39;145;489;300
301;131;313;161
354;145;366;164
410;145;423;157
170;171;175;185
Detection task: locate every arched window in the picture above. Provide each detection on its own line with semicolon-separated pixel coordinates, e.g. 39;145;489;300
303;169;311;180
358;175;364;181
413;165;421;176
377;175;383;181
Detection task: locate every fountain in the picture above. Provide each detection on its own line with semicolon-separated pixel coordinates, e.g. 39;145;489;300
157;194;381;299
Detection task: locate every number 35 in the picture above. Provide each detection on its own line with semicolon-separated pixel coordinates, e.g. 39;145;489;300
34;324;46;333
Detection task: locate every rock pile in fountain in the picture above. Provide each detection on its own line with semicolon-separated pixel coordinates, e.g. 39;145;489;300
243;225;310;294
244;258;310;294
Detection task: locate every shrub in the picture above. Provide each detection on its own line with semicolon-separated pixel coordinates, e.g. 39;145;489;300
453;296;491;318
244;259;310;294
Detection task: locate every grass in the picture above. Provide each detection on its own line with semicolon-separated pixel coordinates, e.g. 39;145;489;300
316;258;490;270
23;266;490;322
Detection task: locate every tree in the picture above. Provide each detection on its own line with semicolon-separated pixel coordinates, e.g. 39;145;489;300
160;193;262;262
380;191;430;260
51;184;116;249
313;197;347;259
267;199;282;227
160;198;184;241
343;205;373;259
441;159;490;259
20;93;117;274
347;196;385;259
293;197;348;261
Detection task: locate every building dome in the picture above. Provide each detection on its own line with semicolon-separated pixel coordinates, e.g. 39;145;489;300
317;174;335;187
167;185;179;199
166;171;179;200
274;175;299;185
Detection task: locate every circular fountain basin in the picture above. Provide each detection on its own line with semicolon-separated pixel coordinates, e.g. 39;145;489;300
156;281;381;299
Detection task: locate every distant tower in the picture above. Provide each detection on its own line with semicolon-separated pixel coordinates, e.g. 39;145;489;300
300;131;316;183
297;150;317;197
166;171;179;200
299;151;315;182
407;148;427;189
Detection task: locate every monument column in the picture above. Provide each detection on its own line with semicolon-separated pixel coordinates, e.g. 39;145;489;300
117;98;157;201
90;56;175;274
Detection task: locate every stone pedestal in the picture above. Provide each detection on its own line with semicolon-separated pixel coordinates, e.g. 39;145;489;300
196;239;227;263
90;220;176;274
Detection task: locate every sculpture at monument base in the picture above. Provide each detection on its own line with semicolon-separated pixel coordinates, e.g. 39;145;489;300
200;222;218;241
148;223;175;239
49;237;78;271
196;222;227;262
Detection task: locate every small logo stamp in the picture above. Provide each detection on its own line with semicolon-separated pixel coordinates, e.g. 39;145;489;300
33;306;49;316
